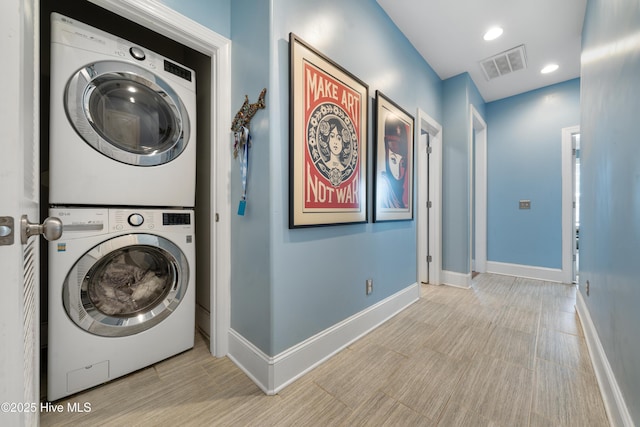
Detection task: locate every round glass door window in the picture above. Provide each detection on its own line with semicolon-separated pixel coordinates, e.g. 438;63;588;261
65;61;190;166
63;234;189;337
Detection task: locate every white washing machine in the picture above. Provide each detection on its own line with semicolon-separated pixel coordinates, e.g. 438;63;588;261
47;207;195;401
49;13;197;207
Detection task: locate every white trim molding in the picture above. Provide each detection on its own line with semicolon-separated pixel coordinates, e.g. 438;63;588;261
486;261;564;283
89;0;232;357
576;292;634;427
228;283;420;394
441;270;472;289
471;105;487;274
561;125;580;284
416;108;443;286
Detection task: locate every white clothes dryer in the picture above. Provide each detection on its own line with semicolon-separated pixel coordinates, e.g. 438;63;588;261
49;13;197;207
47;207;195;401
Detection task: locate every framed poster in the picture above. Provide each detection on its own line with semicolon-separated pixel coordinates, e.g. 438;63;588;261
374;91;414;222
289;33;368;228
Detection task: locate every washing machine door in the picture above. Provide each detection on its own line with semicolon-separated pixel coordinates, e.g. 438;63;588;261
62;234;189;337
65;60;190;166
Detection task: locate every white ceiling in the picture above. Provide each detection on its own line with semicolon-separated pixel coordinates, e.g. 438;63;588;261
376;0;587;102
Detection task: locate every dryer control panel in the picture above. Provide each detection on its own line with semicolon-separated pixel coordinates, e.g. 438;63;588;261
50;13;196;91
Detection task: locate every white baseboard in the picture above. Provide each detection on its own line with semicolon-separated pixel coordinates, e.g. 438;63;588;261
227;282;420;395
227;330;273;394
486;261;565;283
576;291;634;427
441;270;471;288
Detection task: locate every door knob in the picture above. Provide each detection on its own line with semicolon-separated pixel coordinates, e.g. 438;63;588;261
21;215;63;244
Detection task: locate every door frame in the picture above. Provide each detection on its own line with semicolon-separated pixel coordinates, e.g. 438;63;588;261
88;0;232;356
416;108;442;285
561;125;580;283
471;105;487;275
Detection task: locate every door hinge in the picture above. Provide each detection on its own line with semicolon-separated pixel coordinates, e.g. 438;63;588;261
427;201;432;208
427;146;432;154
427;255;432;263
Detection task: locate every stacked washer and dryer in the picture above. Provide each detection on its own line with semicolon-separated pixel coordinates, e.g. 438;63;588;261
47;13;198;401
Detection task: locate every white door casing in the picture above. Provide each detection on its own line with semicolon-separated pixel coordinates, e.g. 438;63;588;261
88;0;232;357
416;108;442;285
561;125;580;283
471;105;487;274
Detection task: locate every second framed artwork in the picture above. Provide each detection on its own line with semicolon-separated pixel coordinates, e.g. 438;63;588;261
289;33;369;228
374;91;415;222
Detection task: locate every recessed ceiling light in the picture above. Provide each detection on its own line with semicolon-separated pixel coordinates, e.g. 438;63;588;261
483;27;503;41
541;63;559;74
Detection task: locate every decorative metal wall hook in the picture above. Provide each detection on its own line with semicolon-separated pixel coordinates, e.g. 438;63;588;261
232;88;266;138
231;88;266;216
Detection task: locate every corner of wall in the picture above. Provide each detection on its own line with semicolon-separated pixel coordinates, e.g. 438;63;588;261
576;291;634;427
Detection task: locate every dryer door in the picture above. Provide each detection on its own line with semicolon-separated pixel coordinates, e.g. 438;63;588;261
65;61;190;166
62;234;189;337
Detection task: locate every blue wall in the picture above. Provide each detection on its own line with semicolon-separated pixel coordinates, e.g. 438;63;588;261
229;0;273;354
166;0;588;369
442;74;471;274
441;73;486;274
485;79;580;269
580;0;640;422
157;0;230;38
268;0;442;355
171;0;443;357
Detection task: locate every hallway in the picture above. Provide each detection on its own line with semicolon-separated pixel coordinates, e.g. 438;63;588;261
41;274;608;426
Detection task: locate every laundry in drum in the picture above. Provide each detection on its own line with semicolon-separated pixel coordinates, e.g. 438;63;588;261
90;249;171;316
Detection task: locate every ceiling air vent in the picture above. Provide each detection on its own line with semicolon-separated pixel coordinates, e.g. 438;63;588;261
480;45;527;80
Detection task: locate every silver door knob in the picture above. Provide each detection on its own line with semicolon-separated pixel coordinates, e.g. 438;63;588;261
21;215;63;244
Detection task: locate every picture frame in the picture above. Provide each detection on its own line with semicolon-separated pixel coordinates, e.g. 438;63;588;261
289;33;369;228
373;91;414;222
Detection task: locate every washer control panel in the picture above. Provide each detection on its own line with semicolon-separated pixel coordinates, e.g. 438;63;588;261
127;213;145;227
129;46;146;61
162;212;191;226
48;208;194;235
48;208;108;240
110;209;194;232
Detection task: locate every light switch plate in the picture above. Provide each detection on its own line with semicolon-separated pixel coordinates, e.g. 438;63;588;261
519;200;531;209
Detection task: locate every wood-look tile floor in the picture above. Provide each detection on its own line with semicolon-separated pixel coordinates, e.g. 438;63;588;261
41;274;610;426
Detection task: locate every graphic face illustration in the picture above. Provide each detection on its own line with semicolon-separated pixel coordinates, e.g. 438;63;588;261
306;103;358;187
329;127;343;156
388;149;406;180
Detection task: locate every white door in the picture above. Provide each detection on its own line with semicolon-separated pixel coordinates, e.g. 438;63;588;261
0;0;42;425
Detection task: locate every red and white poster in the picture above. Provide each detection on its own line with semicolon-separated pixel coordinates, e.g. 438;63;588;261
290;34;368;227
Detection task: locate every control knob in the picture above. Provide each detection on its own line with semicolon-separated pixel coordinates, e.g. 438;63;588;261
129;46;146;61
128;213;144;227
